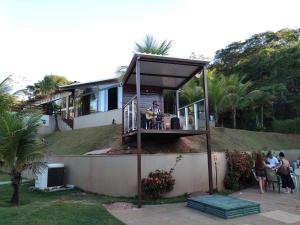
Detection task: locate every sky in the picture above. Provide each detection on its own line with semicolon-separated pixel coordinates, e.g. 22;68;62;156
0;0;299;90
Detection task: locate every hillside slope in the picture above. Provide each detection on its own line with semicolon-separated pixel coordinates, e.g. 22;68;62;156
42;125;300;155
185;127;300;152
42;124;122;155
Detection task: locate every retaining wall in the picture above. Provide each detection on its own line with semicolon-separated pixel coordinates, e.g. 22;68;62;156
46;153;226;197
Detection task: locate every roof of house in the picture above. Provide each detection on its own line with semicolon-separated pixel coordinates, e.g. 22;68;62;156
59;78;119;90
122;53;209;90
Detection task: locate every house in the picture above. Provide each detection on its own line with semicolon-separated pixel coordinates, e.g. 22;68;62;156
30;78;123;134
59;78;122;129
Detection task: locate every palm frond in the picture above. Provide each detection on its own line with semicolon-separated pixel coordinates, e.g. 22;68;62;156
0;112;46;176
134;34;173;55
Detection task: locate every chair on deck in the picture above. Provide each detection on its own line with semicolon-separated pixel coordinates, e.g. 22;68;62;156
265;168;282;193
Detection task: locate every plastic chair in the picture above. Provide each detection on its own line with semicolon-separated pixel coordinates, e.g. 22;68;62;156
265;168;282;193
293;168;300;197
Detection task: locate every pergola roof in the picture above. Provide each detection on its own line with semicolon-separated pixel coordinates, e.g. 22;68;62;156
122;53;209;90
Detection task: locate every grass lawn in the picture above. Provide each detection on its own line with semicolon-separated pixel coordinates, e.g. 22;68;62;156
0;183;187;225
187;127;300;152
41;125;300;155
0;171;10;181
0;183;125;225
42;124;122;155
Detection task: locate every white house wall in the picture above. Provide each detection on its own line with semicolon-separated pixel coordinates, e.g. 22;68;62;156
37;115;56;134
73;109;122;129
37;115;72;134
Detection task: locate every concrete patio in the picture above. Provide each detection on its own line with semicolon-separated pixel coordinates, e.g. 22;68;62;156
108;188;300;225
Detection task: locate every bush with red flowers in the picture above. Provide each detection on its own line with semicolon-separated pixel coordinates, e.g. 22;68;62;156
142;170;175;199
224;150;254;190
142;155;182;199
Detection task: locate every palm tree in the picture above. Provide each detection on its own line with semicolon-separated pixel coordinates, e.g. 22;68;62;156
180;77;204;105
27;75;70;131
208;74;226;126
134;34;173;55
222;74;262;129
116;35;173;82
0;75;16;114
0;112;47;206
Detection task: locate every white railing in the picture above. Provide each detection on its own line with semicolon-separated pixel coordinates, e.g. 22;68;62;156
178;99;206;130
123;96;137;134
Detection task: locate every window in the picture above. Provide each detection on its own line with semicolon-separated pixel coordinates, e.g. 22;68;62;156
74;84;122;117
108;87;118;110
89;93;97;113
98;89;108;112
61;97;67;108
118;86;122;109
75;96;85;117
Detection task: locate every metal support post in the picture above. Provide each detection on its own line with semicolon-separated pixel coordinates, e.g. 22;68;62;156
184;107;188;130
176;90;180;117
203;65;213;194
136;57;142;207
194;103;198;130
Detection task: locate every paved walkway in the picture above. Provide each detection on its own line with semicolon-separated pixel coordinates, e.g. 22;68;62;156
108;188;300;225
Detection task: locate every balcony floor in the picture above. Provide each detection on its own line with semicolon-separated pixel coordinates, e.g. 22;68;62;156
123;128;208;139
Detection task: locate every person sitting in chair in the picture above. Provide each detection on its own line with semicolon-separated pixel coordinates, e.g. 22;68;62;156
266;150;279;169
145;101;162;129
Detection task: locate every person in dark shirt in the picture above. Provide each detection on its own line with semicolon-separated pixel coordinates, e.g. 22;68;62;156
254;152;267;193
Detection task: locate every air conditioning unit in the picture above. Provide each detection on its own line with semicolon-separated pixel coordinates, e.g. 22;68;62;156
35;163;64;190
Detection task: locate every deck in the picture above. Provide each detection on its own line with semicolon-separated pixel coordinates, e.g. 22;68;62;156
123;128;208;138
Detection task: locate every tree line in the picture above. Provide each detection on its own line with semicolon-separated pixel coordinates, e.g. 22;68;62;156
166;29;300;131
209;28;300;130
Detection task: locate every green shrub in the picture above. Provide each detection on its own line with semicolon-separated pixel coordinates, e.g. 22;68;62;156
273;117;300;134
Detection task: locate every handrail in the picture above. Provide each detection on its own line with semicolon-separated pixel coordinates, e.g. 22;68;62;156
123;95;137;134
122;95;137;109
178;99;204;111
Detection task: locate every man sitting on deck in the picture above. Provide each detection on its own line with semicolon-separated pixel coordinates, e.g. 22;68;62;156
145;101;163;129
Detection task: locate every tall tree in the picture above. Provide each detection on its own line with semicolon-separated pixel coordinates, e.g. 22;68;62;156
211;28;300;128
180;76;204;106
212;28;299;76
27;75;70;97
208;73;226;126
0;112;46;206
134;34;173;55
222;74;262;129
